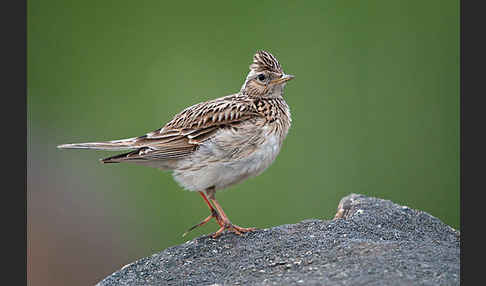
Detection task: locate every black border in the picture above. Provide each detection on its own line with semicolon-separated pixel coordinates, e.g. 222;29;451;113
2;0;27;284
461;0;485;284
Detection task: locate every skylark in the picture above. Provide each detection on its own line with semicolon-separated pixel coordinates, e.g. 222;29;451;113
58;50;294;238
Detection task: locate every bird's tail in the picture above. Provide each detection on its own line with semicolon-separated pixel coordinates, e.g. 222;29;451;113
57;137;138;151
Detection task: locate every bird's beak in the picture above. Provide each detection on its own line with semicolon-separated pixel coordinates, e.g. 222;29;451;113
270;74;295;85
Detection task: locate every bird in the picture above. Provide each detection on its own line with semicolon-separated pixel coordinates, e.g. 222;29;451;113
57;50;294;238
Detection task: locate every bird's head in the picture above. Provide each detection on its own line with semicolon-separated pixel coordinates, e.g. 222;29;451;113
241;50;294;98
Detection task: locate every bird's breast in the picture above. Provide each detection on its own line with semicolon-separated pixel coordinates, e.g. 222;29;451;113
172;122;289;192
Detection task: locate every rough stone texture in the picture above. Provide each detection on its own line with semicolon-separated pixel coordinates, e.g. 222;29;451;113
97;194;460;286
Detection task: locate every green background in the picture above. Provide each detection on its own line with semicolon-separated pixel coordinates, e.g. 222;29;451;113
28;1;459;285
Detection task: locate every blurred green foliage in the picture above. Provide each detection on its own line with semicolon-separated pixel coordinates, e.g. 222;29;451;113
28;0;459;255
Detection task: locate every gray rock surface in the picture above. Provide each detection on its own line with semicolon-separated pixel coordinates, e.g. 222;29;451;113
97;194;460;286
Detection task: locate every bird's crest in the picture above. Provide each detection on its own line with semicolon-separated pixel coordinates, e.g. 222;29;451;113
250;50;283;73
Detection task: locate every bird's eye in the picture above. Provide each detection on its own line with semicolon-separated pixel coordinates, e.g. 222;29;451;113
257;74;266;81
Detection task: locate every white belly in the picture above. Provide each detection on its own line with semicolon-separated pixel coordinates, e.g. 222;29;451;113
172;131;283;192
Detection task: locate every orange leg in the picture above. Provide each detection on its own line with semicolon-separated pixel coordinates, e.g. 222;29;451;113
209;198;256;238
183;190;256;238
182;191;223;237
199;191;216;213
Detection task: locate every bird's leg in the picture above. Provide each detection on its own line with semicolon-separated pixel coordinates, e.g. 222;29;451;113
209;194;256;239
182;191;224;237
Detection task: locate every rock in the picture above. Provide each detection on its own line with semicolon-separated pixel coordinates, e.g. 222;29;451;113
96;194;460;286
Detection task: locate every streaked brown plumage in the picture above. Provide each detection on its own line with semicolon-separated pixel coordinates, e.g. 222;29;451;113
58;50;294;238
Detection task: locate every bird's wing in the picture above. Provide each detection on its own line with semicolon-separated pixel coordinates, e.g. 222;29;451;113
101;94;261;163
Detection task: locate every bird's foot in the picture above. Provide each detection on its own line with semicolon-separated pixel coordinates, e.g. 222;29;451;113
211;222;256;238
182;211;255;238
182;209;224;237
